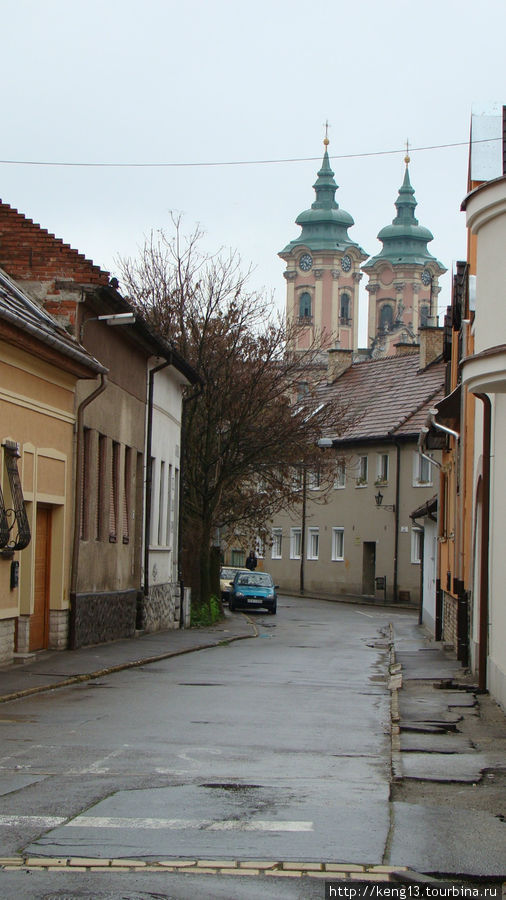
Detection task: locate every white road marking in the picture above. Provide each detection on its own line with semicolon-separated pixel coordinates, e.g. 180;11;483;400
68;816;314;832
354;610;374;618
0;815;65;827
0;813;313;833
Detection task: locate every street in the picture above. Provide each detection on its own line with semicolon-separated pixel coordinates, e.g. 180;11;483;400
0;596;503;898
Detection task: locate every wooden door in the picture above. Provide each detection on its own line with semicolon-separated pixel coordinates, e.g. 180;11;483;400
30;506;51;651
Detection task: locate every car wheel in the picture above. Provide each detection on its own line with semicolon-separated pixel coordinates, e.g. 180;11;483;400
269;604;277;615
229;599;235;612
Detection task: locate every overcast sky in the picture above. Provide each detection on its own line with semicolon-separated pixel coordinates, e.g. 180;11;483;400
2;0;504;343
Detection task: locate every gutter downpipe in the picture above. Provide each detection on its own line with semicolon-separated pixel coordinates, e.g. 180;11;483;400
70;373;108;647
393;441;401;603
144;359;171;607
475;393;491;692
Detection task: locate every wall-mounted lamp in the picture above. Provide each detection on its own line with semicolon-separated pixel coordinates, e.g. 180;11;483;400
375;490;395;512
80;312;136;341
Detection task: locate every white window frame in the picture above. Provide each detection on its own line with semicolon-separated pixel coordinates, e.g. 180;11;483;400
290;527;302;560
376;452;389;484
271;528;282;560
411;527;423;564
308;468;321;490
413;451;433;487
334;461;346;489
255;537;265;559
307;527;319;560
356;455;368;486
331;527;344;561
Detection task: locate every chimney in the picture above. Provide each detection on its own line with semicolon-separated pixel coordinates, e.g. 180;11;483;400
419;325;444;369
327;348;353;382
394;340;419;357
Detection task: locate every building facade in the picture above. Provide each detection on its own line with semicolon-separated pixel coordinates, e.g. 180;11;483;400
0;268;104;662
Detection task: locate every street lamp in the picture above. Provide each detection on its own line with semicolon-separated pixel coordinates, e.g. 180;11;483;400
375;490;395;512
80;312;135;340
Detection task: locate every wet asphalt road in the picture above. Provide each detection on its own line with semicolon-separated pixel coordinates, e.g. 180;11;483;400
0;597;417;897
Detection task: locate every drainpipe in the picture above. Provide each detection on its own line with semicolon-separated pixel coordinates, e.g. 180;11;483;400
475;393;491;692
299;466;307;595
70;373;108;646
144;359;171;606
393;442;401;603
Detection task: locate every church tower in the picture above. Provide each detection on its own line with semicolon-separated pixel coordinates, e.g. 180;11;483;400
279;134;368;357
362;151;446;357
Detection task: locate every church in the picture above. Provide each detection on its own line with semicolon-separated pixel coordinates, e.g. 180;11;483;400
261;139;448;605
279;135;446;362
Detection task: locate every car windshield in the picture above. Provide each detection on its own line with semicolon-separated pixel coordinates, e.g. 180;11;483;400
221;569;236;579
236;573;273;587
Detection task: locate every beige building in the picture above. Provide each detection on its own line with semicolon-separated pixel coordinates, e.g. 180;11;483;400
268;338;444;604
0;268;104;662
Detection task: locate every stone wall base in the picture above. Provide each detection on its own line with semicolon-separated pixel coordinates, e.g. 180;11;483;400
70;590;137;649
49;609;69;650
0;618;15;664
442;591;458;653
140;582;181;633
16;615;30;655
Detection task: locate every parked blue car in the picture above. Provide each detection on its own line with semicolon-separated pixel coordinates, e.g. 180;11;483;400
228;571;278;615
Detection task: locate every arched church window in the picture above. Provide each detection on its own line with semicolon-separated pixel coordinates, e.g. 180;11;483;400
340;293;350;324
379;303;394;332
420;305;429;327
299;292;312;319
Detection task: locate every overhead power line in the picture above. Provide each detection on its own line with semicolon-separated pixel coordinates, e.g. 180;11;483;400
0;137;499;170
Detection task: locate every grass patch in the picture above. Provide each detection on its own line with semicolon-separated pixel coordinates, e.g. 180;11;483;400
191;594;222;627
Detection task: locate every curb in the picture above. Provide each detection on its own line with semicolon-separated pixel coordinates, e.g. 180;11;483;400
0;617;257;705
0;856;409;879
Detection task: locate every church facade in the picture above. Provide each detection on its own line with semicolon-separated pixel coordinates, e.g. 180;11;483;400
279;139;446;360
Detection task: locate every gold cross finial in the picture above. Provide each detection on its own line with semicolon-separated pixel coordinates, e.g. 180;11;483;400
405;138;410;165
323;120;330;147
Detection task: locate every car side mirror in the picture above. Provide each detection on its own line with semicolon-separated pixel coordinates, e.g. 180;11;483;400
229;582;234;586
275;585;279;589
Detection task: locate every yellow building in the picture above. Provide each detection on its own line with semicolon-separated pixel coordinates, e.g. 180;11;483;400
0;268;104;661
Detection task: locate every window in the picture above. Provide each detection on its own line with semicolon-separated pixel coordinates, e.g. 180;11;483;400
297;382;309;402
334;461;345;489
109;441;120;542
411;527;423;564
307;527;319;560
299;292;312;319
158;460;166;545
413;451;432;486
379;303;394;332
255;537;265;559
80;428;91;540
122;446;132;544
356;455;368;486
420;305;429;327
96;434;106;540
376;453;389;484
271;528;282;559
308;468;321;490
290;527;302;559
340;293;350;323
332;527;344;561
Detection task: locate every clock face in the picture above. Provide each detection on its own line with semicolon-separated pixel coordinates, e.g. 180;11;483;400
341;254;352;272
421;270;432;286
299;253;313;272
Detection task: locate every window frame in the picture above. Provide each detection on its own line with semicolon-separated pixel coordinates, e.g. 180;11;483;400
307;526;319;560
290;527;302;560
331;527;344;561
411;527;423;564
271;528;282;560
356;455;368;487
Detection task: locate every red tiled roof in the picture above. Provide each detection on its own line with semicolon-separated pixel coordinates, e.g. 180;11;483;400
316;353;445;443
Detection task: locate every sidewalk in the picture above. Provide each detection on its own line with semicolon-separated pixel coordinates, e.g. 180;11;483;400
0;612;257;704
389;619;506;879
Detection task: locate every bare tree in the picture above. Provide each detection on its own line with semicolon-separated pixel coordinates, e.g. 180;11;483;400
120;217;352;607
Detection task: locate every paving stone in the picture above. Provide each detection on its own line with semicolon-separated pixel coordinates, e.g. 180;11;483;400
283;862;323;870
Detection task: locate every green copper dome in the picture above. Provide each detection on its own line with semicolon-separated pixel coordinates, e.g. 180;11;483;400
363;163;445;270
280;146;366;255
